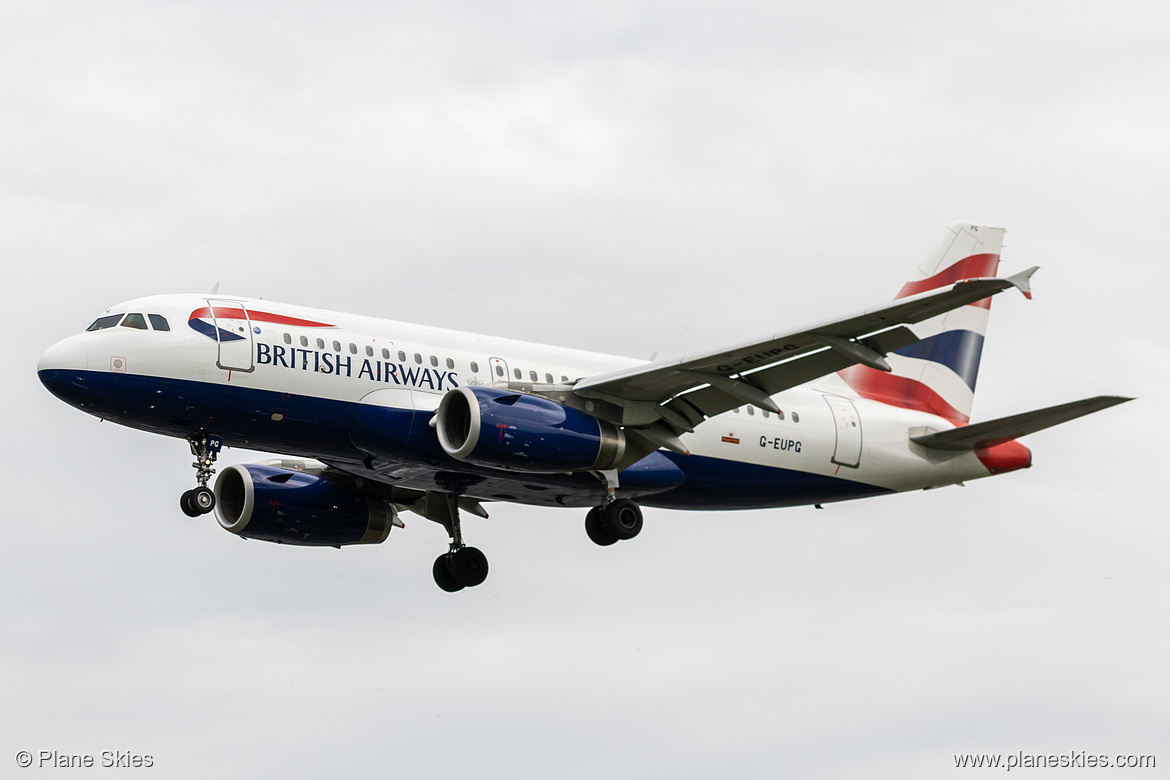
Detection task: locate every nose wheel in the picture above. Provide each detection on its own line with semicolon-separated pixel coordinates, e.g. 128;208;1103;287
180;486;216;517
181;434;222;517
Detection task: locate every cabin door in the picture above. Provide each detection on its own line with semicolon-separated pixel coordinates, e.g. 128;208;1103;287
207;299;255;372
823;395;862;468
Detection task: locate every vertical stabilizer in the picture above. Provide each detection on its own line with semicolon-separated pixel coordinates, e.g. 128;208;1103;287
838;222;1006;425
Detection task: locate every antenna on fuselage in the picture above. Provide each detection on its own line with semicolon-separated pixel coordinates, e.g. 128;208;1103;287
209;282;220;295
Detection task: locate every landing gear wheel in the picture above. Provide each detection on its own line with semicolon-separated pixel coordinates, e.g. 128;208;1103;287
179;489;202;518
433;554;465;592
192;486;215;514
585;507;618;546
181;486;215;517
602;499;643;541
448;546;489;588
182;434;223;518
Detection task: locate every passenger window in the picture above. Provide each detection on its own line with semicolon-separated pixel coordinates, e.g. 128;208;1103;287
513;368;522;380
777;410;785;421
430;355;438;367
332;340;341;352
282;333;291;344
316;338;325;349
733;407;740;414
382;348;390;359
545;373;553;383
747;406;755;416
414;353;422;364
366;346;374;357
300;335;308;347
349;343;358;354
87;314;123;331
121;313;148;330
561;375;568;383
791;412;800;423
470;361;479;373
495;365;504;377
446;358;455;369
762;410;770;418
398;351;406;362
147;314;170;331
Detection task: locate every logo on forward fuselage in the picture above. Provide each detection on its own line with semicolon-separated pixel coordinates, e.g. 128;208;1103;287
187;306;335;342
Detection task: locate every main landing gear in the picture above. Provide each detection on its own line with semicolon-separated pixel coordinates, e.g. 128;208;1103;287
584;498;644;546
584;469;644;547
180;434;222;517
428;492;489;593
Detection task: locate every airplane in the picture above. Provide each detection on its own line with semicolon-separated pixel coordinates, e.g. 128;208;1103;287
37;222;1130;591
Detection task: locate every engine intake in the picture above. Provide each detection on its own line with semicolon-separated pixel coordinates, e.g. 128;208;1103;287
214;464;397;546
435;386;625;472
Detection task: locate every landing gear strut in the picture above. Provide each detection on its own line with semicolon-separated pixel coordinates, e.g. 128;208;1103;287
428;492;489;592
180;434;222;517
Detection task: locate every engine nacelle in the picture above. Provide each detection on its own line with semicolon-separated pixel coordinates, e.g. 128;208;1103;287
214;464;397;546
435;386;625;473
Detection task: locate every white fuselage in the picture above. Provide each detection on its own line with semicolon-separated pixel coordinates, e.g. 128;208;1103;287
38;293;1002;510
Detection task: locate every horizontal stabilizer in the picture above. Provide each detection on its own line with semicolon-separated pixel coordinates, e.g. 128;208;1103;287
911;395;1132;451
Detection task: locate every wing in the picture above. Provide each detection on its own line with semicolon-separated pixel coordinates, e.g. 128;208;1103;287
568;268;1038;455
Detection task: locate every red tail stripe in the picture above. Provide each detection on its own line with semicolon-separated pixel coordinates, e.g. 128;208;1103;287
896;253;1001;300
838;365;969;425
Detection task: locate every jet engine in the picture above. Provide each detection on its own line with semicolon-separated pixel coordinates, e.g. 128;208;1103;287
435;386;625;472
214;464;398;546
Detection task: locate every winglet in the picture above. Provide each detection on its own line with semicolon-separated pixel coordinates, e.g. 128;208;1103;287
1006;265;1039;299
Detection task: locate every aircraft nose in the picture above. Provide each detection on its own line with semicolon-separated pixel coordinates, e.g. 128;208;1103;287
38;337;89;373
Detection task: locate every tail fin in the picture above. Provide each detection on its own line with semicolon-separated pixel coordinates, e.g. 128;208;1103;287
838;222;1007;425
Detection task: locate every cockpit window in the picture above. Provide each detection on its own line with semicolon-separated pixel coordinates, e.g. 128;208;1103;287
121;313;148;330
148;314;170;331
86;314;123;331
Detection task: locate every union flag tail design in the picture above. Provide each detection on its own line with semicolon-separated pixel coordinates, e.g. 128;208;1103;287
838;222;1006;425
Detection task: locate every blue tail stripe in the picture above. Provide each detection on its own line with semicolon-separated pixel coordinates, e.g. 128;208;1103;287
894;330;984;391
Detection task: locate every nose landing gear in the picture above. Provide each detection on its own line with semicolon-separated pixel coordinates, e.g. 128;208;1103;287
180;434;222;517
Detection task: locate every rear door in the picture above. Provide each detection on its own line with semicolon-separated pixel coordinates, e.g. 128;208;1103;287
823;395;862;468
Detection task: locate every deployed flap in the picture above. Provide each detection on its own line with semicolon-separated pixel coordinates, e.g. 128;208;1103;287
573;271;1037;422
911;396;1132;451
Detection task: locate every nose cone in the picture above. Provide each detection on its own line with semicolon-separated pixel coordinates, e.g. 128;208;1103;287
38;337;90;406
38;337;89;373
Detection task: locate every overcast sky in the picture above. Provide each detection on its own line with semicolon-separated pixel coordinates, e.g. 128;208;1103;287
3;1;1168;777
